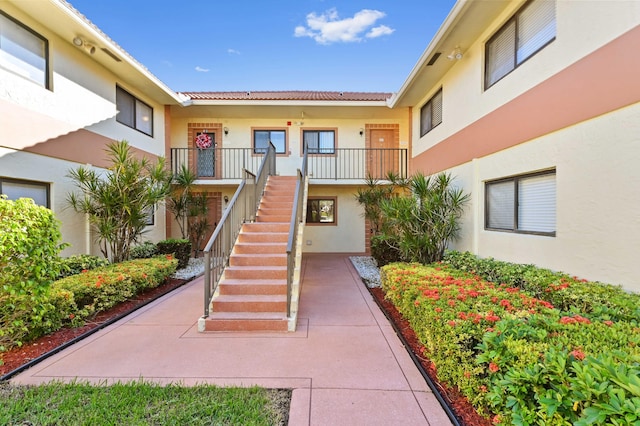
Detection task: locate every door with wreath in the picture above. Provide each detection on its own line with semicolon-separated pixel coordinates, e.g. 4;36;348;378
195;131;215;177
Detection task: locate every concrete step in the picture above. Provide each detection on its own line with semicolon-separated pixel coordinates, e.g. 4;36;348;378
233;242;287;254
212;294;287;312
242;222;289;233
229;253;287;267
218;279;287;295
202;312;289;332
256;215;291;223
237;231;288;243
260;195;294;204
224;265;287;280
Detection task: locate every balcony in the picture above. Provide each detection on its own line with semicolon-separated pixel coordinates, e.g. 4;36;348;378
170;148;263;180
170;147;408;181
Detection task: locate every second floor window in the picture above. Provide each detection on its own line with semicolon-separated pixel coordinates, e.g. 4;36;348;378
303;130;335;154
485;0;556;89
253;129;286;154
0;11;49;89
420;89;442;136
116;85;153;136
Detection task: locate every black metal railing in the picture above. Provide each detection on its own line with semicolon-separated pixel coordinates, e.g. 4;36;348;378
170;148;263;180
202;144;276;317
306;148;408;180
171;147;407;181
285;148;308;317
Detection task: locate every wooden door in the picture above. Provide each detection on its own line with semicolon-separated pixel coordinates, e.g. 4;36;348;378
367;129;398;179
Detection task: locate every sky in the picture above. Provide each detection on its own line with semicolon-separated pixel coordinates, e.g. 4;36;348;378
68;0;457;93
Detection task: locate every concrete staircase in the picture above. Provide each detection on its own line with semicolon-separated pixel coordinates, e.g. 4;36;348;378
202;175;297;332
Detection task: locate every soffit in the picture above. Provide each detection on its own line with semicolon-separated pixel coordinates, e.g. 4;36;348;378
7;0;183;105
391;0;512;108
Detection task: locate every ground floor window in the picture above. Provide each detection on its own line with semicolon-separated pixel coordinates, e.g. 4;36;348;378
0;177;50;208
485;169;555;236
306;197;336;225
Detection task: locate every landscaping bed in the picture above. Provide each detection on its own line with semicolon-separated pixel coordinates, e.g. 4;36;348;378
372;252;640;425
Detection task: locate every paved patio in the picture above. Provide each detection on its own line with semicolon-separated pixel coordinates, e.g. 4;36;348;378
11;253;452;425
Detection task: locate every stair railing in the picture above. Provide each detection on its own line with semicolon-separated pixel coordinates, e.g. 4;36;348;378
286;145;308;317
203;143;276;317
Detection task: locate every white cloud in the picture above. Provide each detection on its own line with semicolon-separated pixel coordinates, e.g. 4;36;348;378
367;25;394;39
195;66;210;72
227;49;241;55
294;8;394;45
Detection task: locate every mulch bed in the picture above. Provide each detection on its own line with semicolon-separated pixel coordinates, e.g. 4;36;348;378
368;287;492;426
0;278;188;378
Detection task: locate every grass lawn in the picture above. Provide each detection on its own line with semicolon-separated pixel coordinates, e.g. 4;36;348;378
0;380;290;425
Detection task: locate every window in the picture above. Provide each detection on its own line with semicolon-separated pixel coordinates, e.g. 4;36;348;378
253;129;286;154
485;170;556;236
143;205;155;226
0;11;49;88
420;89;442;136
306;198;336;224
303;130;335;154
485;0;556;88
0;177;50;208
116;85;153;136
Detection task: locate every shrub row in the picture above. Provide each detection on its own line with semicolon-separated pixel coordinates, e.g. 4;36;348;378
380;259;640;425
442;251;640;323
1;256;177;355
130;238;191;269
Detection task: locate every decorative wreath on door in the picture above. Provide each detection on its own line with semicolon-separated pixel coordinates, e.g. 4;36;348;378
195;133;213;149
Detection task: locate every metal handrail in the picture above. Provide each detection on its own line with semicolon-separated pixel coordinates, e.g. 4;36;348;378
286;146;308;316
202;143;276;317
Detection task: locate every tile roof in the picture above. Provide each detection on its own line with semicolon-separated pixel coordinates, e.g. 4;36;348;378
181;91;393;102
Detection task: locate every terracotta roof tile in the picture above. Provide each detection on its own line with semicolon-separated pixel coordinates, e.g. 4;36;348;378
181;91;393;102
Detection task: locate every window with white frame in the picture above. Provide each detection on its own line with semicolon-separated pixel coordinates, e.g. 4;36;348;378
485;0;556;89
253;129;286;154
0;11;49;88
116;85;153;136
306;197;336;224
420;89;442;136
485;170;556;236
0;177;50;208
303;130;336;154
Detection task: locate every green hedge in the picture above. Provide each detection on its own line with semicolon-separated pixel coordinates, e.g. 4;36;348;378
381;257;640;425
442;251;640;323
1;256;177;356
156;239;191;269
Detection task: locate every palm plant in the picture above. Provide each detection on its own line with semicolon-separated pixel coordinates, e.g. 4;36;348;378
379;172;470;264
166;165;197;239
67;141;172;263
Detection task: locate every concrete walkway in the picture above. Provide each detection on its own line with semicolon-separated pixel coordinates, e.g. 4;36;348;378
11;254;452;425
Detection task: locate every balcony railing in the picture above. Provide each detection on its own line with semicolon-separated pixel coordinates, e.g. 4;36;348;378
170;148;262;180
306;148;408;180
171;147;408;181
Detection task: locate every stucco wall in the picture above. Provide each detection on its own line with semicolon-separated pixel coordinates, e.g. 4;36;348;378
302;185;365;253
444;103;640;292
411;1;640;160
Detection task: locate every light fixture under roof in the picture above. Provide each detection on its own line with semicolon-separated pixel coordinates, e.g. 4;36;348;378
447;47;463;61
72;36;95;55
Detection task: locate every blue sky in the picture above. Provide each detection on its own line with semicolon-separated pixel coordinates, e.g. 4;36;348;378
69;0;457;93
